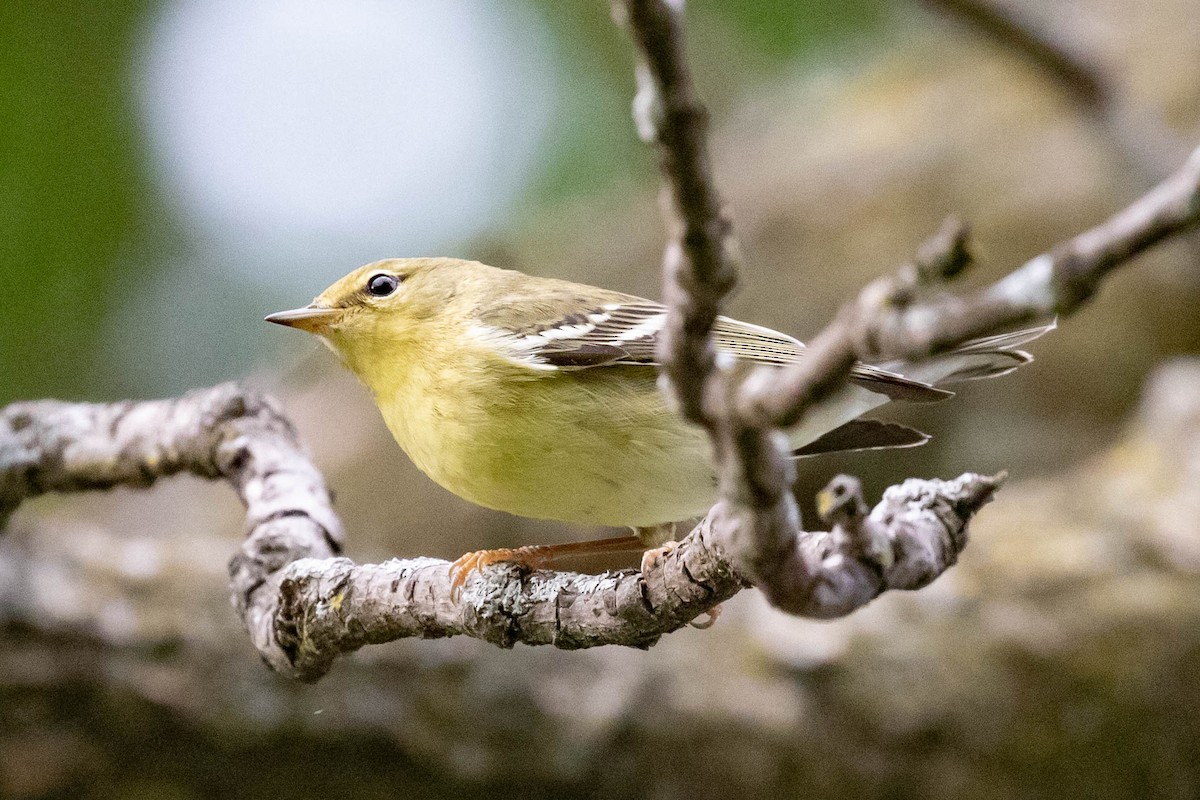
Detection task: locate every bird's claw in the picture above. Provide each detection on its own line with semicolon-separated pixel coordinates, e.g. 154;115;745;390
639;540;680;576
690;603;722;629
448;545;550;602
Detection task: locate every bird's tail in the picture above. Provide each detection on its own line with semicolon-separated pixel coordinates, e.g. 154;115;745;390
886;319;1056;388
789;319;1056;457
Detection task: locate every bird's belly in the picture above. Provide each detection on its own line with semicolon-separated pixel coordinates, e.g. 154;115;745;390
460;435;719;527
379;373;719;528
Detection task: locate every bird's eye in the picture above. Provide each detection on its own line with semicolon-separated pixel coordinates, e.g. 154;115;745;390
366;273;400;297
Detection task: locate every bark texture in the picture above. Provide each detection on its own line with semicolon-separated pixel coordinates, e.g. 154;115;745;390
1;384;998;681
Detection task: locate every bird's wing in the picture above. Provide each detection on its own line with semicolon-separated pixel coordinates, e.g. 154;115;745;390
472;294;952;403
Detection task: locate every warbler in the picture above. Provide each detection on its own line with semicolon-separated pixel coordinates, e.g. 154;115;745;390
267;258;1050;581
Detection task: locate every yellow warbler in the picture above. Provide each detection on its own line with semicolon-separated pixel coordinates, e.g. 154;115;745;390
267;258;1049;580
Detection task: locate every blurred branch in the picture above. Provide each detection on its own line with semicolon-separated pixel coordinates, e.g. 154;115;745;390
613;0;738;428
922;0;1108;107
0;385;993;681
920;0;1191;181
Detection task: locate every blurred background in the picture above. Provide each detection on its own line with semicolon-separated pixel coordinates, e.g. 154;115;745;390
2;0;1200;798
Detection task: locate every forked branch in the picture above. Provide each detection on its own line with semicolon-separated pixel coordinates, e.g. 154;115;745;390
615;0;1200;610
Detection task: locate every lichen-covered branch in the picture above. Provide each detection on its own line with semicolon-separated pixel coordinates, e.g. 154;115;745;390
0;384;996;681
273;471;996;675
615;0;818;608
0;384;345;675
0;0;1012;683
615;0;994;605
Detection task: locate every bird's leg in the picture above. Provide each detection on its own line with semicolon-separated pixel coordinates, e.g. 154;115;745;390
448;534;645;595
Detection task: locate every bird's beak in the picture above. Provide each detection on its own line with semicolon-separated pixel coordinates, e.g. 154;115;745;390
264;304;340;333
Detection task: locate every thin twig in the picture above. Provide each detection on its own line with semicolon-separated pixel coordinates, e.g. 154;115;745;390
742;144;1200;431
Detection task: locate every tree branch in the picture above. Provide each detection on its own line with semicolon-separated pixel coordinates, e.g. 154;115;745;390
0;384;344;675
616;0;814;604
613;0;738;428
615;0;1200;611
0;0;1004;682
741;143;1200;430
0;384;995;680
615;0;975;606
922;0;1109;109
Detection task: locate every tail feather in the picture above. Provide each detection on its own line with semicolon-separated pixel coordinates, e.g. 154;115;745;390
936;349;1033;382
850;320;1056;401
785;318;1055;456
849;366;953;402
792;418;930;457
952;319;1057;355
879;320;1055;386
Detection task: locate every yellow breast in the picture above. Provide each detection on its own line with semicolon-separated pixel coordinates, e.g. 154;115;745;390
370;344;719;528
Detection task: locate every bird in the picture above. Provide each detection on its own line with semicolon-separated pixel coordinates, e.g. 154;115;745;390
266;257;1051;588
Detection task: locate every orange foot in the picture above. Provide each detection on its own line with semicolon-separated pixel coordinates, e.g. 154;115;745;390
639;539;680;575
449;535;646;600
449;545;553;598
690;603;722;629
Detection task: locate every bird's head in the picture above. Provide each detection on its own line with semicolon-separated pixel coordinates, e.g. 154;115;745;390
266;257;483;379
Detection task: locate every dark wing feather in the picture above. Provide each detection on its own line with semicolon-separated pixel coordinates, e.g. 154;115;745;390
533;302;661;367
791;418;930;457
539;343;630;368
